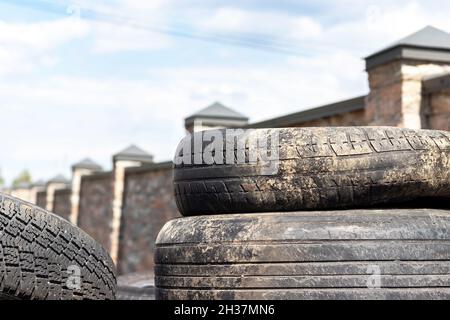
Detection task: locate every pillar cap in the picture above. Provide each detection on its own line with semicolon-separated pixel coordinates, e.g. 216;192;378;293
31;180;46;188
185;102;249;130
47;174;70;186
72;158;103;171
113;145;154;163
365;26;450;70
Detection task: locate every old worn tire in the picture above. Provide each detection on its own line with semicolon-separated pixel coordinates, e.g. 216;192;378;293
0;192;116;300
155;209;450;300
174;127;450;216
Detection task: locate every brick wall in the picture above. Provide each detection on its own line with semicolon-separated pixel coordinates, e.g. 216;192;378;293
36;191;47;209
53;188;72;221
365;60;403;126
77;172;114;252
422;74;450;131
366;60;450;128
117;162;179;275
427;88;450;130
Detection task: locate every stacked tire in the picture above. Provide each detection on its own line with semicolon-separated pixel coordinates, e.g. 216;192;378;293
156;127;450;300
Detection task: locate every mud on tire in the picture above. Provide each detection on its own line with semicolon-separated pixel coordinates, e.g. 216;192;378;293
174;127;450;216
155;209;450;300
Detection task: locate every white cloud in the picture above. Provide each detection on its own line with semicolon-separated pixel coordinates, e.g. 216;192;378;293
75;0;171;18
91;22;171;53
195;1;450;56
70;0;174;53
0;18;88;50
198;7;323;41
290;17;323;40
0;17;90;76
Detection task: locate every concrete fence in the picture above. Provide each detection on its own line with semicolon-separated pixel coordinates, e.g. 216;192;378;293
77;171;114;254
53;188;72;222
118;161;178;275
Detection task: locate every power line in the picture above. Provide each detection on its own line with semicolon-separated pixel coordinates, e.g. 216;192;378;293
82;3;341;55
0;0;337;56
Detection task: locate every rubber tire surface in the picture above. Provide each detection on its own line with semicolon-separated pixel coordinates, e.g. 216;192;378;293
155;209;450;300
174;127;450;216
0;192;116;300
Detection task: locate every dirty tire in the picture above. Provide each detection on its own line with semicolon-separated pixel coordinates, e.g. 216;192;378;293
174;127;450;216
0;192;116;300
155;209;450;300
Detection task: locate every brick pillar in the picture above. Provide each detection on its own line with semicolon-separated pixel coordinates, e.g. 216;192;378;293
184;102;249;133
427;89;450;130
70;159;102;225
110;160;139;264
29;181;45;204
366;60;450;128
45;175;69;212
109;145;153;264
421;73;450;130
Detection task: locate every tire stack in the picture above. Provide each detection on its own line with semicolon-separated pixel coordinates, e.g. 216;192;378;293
155;127;450;300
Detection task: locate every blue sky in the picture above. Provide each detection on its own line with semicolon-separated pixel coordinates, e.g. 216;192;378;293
1;0;450;185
